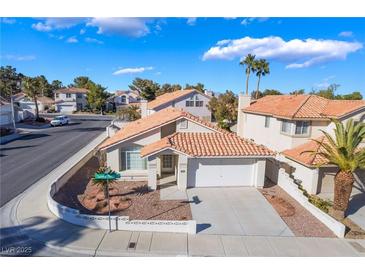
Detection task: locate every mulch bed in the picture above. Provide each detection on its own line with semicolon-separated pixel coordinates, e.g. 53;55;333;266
260;182;336;238
54;157;192;221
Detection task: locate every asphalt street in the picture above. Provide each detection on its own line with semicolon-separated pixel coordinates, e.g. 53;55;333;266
0;115;112;207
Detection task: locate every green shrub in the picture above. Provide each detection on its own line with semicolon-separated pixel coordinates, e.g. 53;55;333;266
298;184;332;213
308;195;332;213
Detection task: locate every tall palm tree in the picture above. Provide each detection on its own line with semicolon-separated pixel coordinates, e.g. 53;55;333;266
240;54;256;95
254;59;270;99
304;119;365;220
23;77;41;120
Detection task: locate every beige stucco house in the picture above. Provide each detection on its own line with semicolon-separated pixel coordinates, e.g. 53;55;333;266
141;89;212;121
236;94;365;196
14;92;54;113
54;88;89;113
100;107;274;191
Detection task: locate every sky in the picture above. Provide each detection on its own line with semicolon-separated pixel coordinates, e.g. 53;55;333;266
1;17;365;95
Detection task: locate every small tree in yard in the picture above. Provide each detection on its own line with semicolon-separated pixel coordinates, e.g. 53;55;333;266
117;105;141;121
86;84;109;114
92;166;117;199
92;150;115;199
304;119;365;220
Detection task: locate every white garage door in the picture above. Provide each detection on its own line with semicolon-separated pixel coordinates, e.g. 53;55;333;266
187;158;255;187
57;104;75;113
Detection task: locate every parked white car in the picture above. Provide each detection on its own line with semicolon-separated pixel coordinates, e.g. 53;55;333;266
50;115;70;127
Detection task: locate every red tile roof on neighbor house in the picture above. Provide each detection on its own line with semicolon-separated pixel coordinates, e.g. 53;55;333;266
54;87;89;94
147;89;199;110
140;132;275;158
99;107;227;150
13;92;54;104
282;136;329;167
243;95;365;120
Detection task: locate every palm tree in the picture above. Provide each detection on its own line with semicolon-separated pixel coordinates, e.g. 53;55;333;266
303;119;365;220
92;166;117;199
23;77;41;120
240;54;256;95
254;59;270;99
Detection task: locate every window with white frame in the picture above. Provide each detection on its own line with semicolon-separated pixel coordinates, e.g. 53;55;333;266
195;100;203;107
120;146;147;171
162;155;173;169
185;100;194;107
295;121;310;135
264;116;270;128
281;120;291;134
66;93;72;98
121;96;126;103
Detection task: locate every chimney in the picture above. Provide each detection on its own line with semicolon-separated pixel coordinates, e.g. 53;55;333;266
237;92;251;138
140;99;148;118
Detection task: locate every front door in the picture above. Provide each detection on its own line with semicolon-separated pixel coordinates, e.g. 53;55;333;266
161;155;175;174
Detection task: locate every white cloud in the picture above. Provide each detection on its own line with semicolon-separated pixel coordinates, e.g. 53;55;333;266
80;29;86;35
314;75;336;89
241;17;269;26
186;18;197;26
202;36;363;69
113;66;154;75
32;18;83;32
87;18;152;37
66;36;78;43
338;31;353;38
32;22;52;32
1;54;36;61
1;18;16;24
85;37;104;44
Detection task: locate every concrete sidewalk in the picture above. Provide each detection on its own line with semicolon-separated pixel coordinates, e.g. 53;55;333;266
1;132;365;256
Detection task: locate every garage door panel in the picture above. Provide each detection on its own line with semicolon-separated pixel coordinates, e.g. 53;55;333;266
188;158;254;188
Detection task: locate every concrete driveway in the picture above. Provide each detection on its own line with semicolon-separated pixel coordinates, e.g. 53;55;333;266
187;187;294;236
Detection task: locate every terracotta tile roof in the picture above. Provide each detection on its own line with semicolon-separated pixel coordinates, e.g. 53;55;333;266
282;136;329;167
141;132;275;158
147;89;197;109
13;93;54;104
99;107;227;150
54;87;89;94
115;90;140;98
243;95;365;120
37;96;54;104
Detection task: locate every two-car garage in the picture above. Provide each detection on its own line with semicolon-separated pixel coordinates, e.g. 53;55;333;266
187;158;259;187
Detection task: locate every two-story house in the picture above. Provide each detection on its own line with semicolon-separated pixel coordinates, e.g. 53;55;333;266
114;90;141;106
54;88;89;113
106;90;142;112
236;94;365;196
141;89;212;121
99;107;274;191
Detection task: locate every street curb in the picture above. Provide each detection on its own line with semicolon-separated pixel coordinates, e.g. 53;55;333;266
7;131;108;256
0;131;31;145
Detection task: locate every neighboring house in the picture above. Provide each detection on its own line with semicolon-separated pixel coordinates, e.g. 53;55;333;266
236;94;365;195
14;92;54;113
106;90;141;112
99;107;274;191
0;98;20;126
114;90;141;106
54;88;89;113
142;89;212;121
